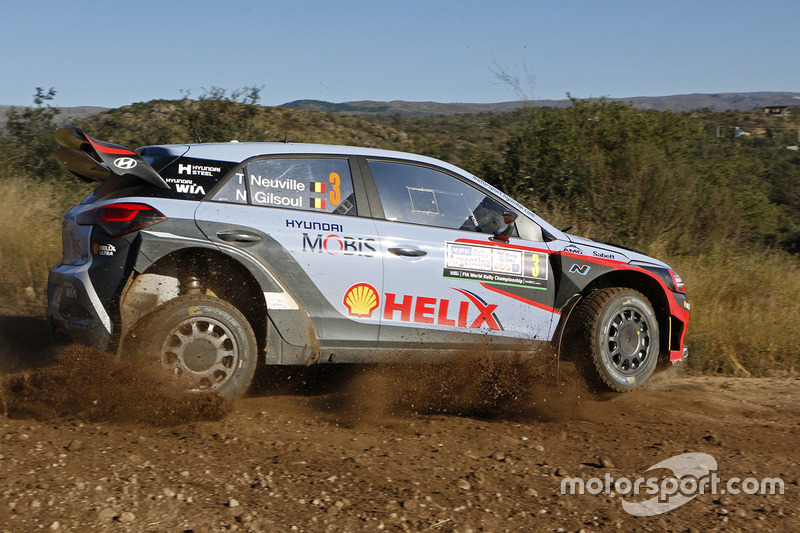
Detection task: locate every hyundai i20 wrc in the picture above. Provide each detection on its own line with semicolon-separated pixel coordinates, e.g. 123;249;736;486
47;126;690;398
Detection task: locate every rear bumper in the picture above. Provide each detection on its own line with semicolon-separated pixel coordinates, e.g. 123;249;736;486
46;260;113;350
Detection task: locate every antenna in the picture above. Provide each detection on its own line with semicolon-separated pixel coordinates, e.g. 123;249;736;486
282;114;290;143
193;127;203;143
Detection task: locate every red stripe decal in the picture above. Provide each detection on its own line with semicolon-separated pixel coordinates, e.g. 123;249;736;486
479;283;561;315
87;136;135;155
453;238;550;255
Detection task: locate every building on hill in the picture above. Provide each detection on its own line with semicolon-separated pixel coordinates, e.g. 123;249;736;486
763;105;789;116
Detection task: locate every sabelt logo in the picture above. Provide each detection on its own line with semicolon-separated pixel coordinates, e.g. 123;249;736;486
343;283;380;318
302;233;377;257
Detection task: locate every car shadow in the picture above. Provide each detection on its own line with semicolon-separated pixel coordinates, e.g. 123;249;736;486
250;364;371;397
251;358;582;425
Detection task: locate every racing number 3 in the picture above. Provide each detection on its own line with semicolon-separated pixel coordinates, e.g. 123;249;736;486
329;172;340;205
531;253;540;278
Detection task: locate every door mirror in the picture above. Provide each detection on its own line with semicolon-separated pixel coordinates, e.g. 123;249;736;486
491;211;518;242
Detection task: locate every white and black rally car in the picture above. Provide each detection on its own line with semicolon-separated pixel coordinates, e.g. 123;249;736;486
47;127;690;397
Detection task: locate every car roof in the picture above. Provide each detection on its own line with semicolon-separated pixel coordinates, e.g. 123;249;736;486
140;141;460;169
138;141;567;241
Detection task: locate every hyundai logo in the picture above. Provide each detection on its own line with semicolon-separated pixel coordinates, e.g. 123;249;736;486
114;157;138;170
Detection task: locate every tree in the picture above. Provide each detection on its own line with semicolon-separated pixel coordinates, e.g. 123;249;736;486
177;86;264;142
479;98;783;254
3;87;62;179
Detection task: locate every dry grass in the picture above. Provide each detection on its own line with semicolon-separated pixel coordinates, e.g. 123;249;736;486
671;244;800;375
0;177;86;306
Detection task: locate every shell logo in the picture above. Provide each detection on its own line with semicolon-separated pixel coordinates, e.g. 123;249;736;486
343;283;380;318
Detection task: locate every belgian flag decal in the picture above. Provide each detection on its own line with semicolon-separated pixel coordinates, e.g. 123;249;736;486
310;181;327;193
310;198;327;209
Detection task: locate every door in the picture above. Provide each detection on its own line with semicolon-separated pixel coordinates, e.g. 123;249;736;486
195;156;382;346
365;160;558;349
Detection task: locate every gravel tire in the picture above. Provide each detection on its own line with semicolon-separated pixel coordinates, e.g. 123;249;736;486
570;288;659;392
121;295;258;399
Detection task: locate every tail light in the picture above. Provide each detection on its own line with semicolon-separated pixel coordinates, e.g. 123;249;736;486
77;203;166;237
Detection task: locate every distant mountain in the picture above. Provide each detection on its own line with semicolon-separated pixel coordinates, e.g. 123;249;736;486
619;91;800;112
2;92;799;129
281;92;800;117
279;99;526;117
0;105;108;130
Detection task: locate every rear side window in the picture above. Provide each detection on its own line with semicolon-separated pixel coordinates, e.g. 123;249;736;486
211;171;248;204
212;158;356;216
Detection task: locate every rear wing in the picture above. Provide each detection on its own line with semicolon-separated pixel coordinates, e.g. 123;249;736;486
53;126;170;189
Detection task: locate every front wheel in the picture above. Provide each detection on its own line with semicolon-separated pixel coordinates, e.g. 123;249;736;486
571;288;660;392
121;295;259;399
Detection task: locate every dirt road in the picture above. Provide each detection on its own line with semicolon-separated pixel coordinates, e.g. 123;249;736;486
1;311;798;532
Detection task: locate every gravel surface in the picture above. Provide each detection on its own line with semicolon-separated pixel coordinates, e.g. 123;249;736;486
1;312;798;532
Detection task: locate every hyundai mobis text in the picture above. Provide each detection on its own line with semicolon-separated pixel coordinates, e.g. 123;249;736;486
47;127;690;398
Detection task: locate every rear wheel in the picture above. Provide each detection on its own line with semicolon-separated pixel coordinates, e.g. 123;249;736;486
571;288;659;392
121;295;258;399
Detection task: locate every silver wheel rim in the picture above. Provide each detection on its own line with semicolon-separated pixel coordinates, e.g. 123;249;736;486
159;316;239;392
605;305;652;375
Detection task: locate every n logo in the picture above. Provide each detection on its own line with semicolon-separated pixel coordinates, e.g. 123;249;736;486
569;264;591;276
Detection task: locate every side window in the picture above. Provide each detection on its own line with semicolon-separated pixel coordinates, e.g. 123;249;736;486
368;160;511;234
212;158;356;215
211;169;248;204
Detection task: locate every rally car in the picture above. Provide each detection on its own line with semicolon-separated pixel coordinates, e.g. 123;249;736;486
47;126;690;398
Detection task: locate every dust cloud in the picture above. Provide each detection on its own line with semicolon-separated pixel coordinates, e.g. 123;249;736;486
1;309;685;430
309;355;603;427
1;345;229;425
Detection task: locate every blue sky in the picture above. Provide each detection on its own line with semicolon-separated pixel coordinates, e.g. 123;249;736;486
2;0;798;108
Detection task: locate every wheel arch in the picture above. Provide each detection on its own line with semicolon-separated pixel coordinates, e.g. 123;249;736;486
557;269;672;361
120;246;270;358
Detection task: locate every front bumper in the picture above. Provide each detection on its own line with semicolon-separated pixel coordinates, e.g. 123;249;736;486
672;345;689;366
47;260;114;350
667;291;690;363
